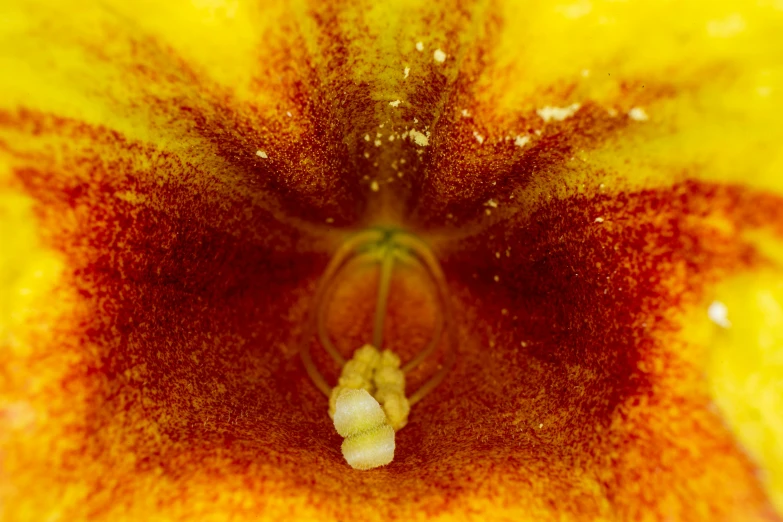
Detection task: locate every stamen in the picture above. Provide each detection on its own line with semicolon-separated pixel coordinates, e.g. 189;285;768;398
299;229;456;469
300;230;385;395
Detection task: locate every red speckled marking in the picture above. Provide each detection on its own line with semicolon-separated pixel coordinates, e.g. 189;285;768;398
2;1;783;520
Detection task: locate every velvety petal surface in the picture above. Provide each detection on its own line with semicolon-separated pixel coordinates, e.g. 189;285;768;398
1;1;783;521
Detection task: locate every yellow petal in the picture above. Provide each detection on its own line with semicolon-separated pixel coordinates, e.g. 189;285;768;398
2;0;783;520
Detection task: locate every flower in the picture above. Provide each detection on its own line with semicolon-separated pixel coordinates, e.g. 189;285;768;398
1;0;782;520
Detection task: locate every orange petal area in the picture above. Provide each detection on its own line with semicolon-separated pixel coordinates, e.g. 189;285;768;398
438;182;783;520
2;1;783;521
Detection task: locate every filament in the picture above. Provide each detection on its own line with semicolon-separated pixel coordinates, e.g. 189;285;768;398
392;233;456;406
317;250;379;367
300;229;384;396
372;245;396;350
300;229;455;406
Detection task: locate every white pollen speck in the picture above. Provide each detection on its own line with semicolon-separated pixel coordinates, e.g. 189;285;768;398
495;252;501;258
461;109;470;117
404;66;410;79
256;150;268;159
286;111;292;117
537;103;581;123
581;69;590;77
708;300;731;328
628;107;649;121
415;41;424;52
494;275;500;282
485;209;492;216
374;139;382;147
539;423;543;429
433;49;447;63
363;152;370;158
370;181;380;192
389;99;402;108
514;135;530;147
364;134;371;142
594;217;605;223
473;131;484;144
485;199;498;208
408;129;429;146
708;14;746;38
388;135;395;141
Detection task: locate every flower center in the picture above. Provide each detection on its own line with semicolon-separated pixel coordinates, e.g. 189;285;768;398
299;228;457;468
